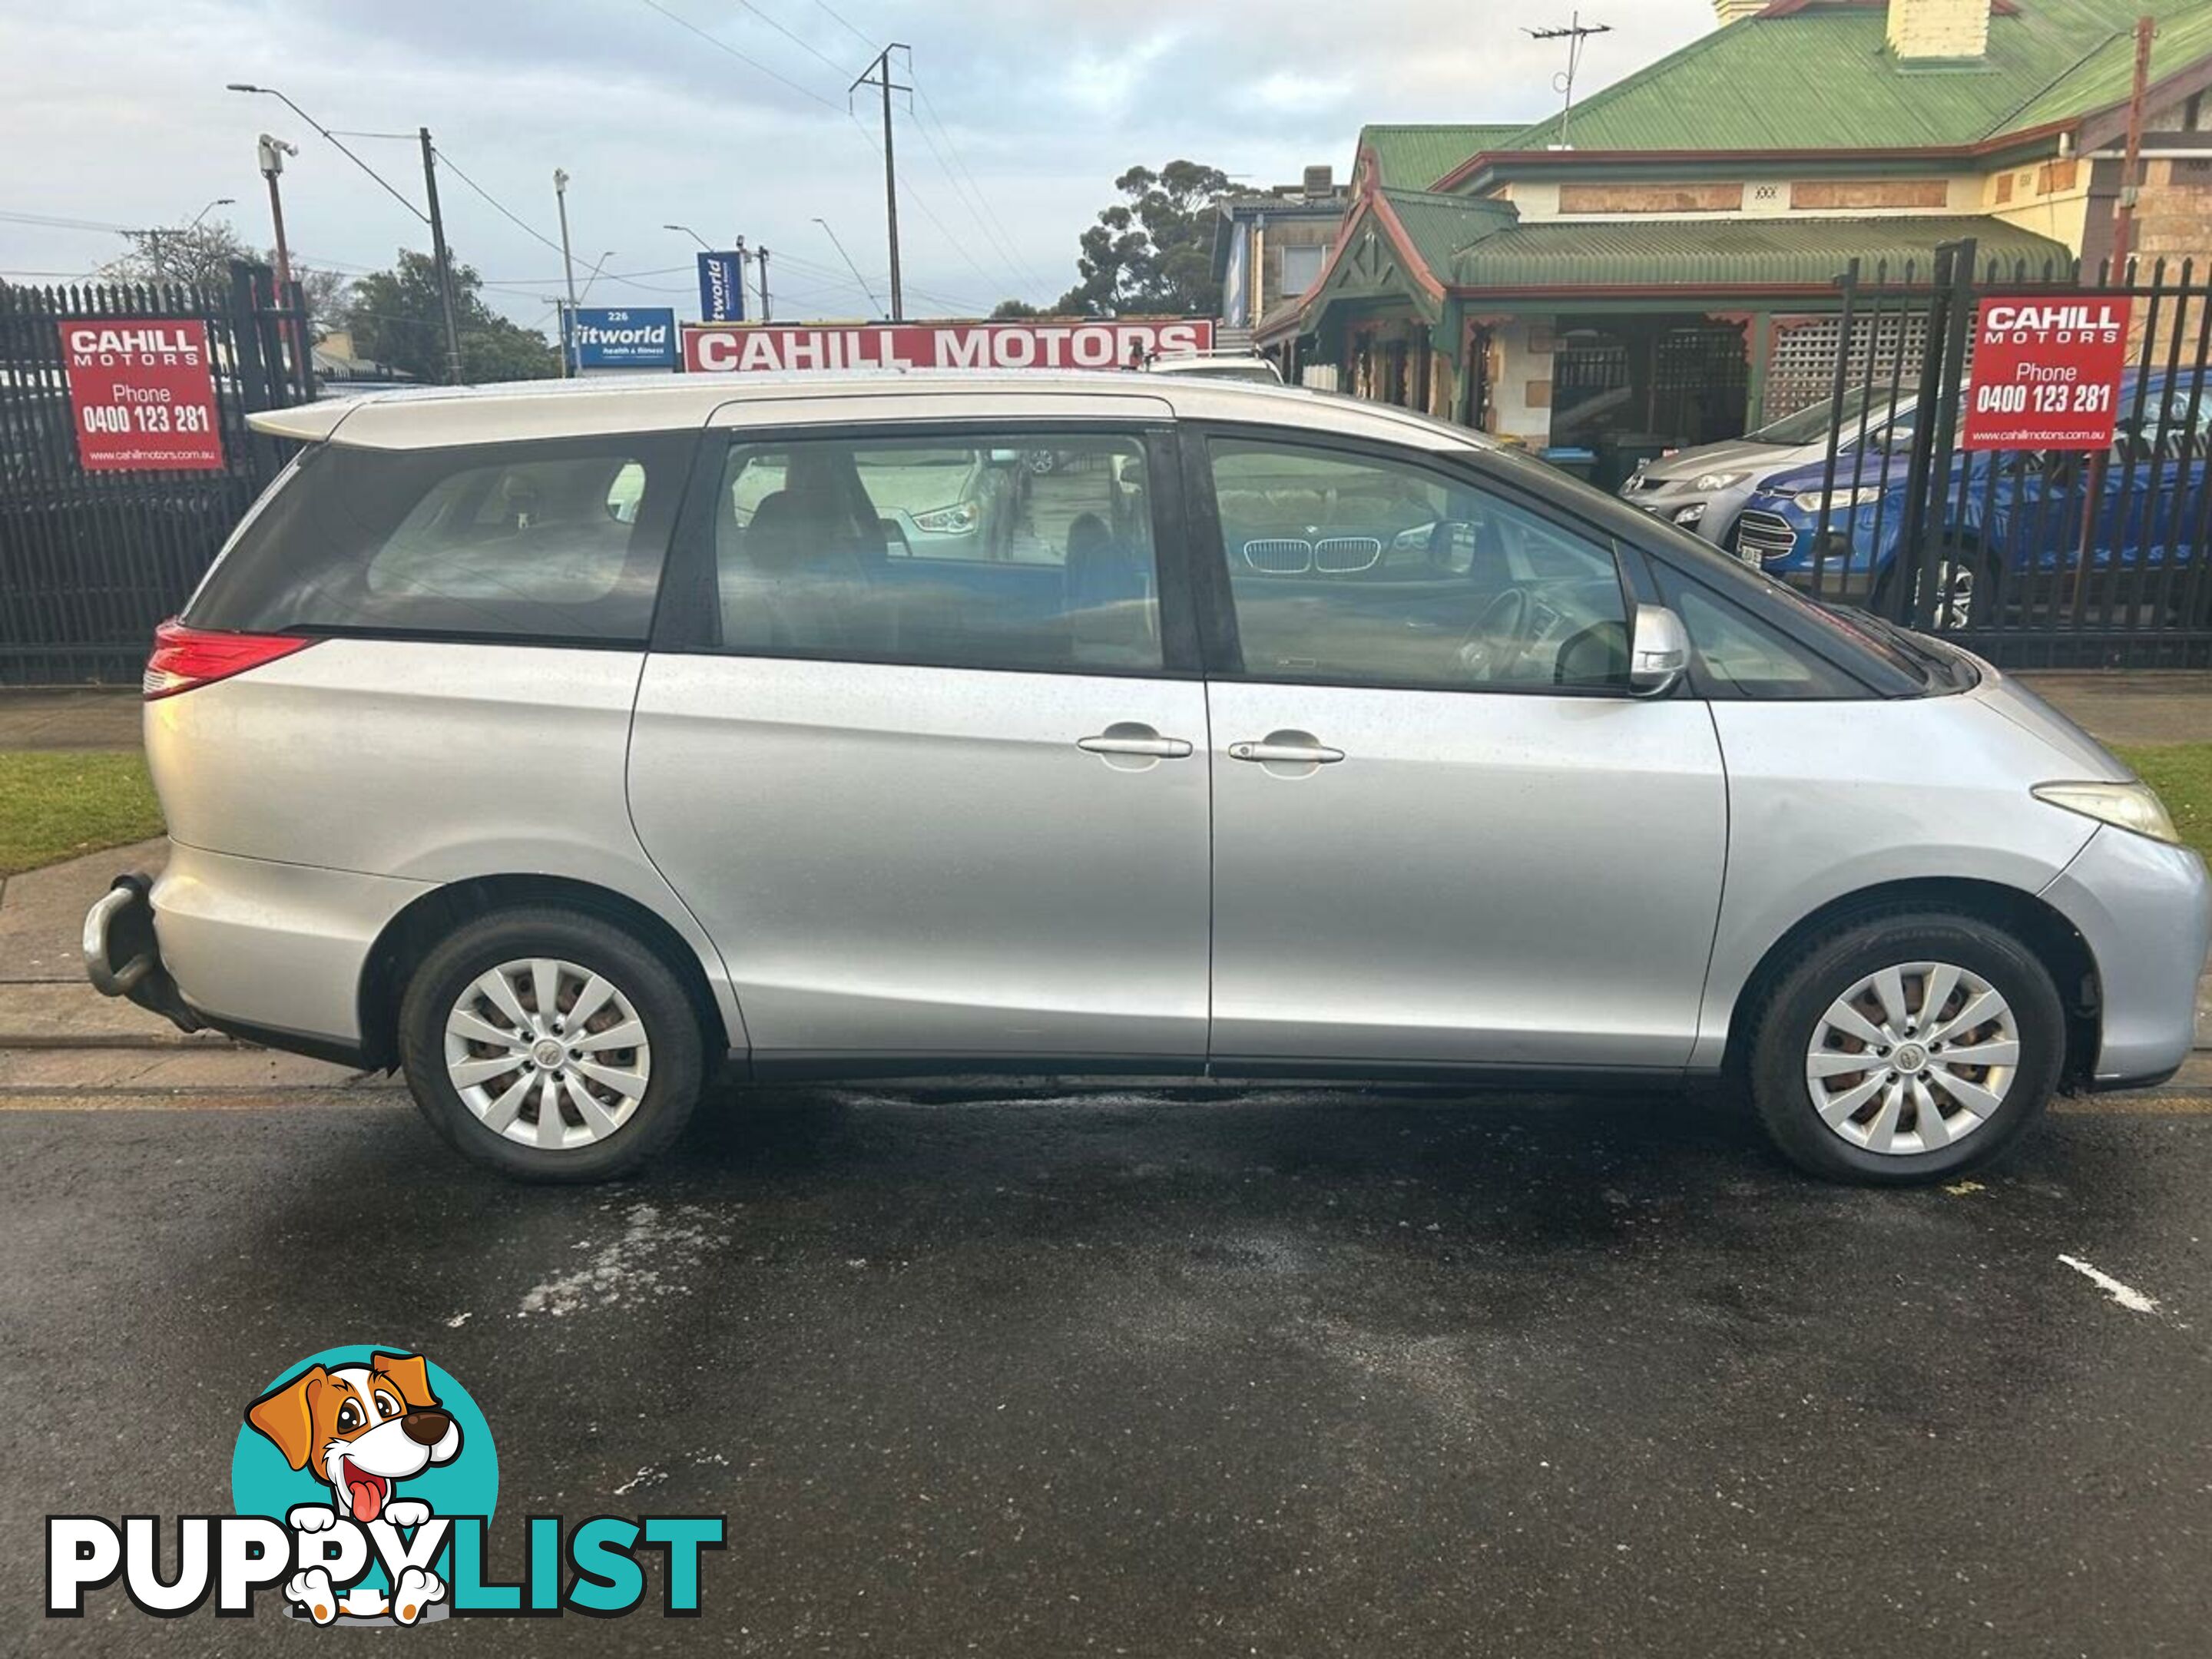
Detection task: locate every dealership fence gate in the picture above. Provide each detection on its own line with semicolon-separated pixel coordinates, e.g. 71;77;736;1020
1766;240;2212;670
0;263;310;684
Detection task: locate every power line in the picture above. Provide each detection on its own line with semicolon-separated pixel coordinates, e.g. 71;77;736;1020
635;0;846;111
432;149;566;258
906;82;1045;295
730;0;853;77
813;0;874;49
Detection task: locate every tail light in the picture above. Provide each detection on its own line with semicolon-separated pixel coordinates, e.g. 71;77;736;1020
142;619;316;700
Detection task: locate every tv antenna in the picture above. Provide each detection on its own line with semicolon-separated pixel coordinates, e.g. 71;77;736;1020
1526;12;1611;151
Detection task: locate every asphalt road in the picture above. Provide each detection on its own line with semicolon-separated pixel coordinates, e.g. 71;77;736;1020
5;1084;2210;1656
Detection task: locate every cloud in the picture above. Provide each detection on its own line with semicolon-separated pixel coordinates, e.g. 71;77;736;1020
0;0;1718;323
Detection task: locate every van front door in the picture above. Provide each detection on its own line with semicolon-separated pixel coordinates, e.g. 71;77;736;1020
1194;432;1729;1071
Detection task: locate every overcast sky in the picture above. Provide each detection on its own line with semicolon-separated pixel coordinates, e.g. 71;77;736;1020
0;0;1719;329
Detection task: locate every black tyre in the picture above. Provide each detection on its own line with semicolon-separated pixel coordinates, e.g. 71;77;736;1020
398;906;706;1182
1746;910;2065;1184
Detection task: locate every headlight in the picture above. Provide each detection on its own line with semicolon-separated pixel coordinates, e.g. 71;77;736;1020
1691;471;1747;492
2032;780;2181;845
912;501;980;534
1671;502;1707;526
1790;486;1886;512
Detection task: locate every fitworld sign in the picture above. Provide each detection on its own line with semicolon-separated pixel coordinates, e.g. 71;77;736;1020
681;319;1214;374
565;307;678;370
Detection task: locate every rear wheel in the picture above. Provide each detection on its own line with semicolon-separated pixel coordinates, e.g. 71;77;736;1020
398;906;704;1182
1746;911;2065;1184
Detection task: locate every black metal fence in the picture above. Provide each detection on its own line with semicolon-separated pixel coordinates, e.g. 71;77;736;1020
0;263;310;684
1753;242;2212;669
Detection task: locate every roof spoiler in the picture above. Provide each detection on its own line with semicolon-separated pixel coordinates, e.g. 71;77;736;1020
246;402;353;442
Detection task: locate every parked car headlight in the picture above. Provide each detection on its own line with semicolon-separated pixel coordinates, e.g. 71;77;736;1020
1790;486;1886;512
912;502;981;533
2031;780;2181;845
1671;502;1707;526
1691;471;1747;492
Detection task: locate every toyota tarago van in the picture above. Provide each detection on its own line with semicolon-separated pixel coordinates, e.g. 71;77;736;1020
86;373;2210;1184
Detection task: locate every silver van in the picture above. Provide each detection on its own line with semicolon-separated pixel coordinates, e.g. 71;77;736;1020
87;373;2208;1184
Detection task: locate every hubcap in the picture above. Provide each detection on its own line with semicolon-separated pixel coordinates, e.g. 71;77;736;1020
442;957;651;1150
1804;960;2019;1156
1934;561;1976;630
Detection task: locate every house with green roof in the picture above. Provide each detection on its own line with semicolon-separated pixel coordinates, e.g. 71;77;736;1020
1261;0;2212;485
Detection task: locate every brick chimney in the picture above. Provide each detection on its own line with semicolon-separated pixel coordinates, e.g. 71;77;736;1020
1712;1;1766;23
1887;0;1991;63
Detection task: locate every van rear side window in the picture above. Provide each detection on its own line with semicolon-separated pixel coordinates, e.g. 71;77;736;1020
187;435;687;643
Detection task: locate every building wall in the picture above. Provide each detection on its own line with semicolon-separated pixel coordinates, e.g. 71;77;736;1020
1475;316;1555;445
1259;217;1338;314
1985;154;2092;259
1505;171;1990;225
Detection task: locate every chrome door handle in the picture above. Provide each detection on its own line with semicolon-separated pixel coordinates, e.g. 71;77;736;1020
1078;730;1194;759
1229;739;1344;764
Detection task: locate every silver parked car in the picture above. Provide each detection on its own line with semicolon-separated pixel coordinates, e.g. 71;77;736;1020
88;373;2208;1184
1620;387;1917;547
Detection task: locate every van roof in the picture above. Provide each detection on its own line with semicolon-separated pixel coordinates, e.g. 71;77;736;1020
253;369;1491;454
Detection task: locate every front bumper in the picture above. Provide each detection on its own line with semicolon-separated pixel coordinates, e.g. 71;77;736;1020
82;873;203;1033
2040;826;2212;1087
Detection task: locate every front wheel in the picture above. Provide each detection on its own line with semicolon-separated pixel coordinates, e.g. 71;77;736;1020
1746;911;2065;1184
1875;546;1992;631
398;906;706;1182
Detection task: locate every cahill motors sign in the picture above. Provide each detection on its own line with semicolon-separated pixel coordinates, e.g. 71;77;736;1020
681;318;1214;374
1962;295;2133;451
58;318;225;472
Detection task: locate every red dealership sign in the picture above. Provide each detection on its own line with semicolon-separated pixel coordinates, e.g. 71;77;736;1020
1961;295;2133;451
682;318;1214;374
58;318;225;472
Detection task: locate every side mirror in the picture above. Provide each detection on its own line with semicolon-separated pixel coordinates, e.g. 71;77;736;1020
1628;604;1690;695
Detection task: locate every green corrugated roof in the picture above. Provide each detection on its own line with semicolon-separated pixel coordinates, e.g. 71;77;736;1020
1446;214;2071;288
1382;189;1519;274
1357;124;1525;189
1492;0;2210;156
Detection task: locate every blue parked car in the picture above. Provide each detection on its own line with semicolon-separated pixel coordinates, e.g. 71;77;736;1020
1729;373;2210;629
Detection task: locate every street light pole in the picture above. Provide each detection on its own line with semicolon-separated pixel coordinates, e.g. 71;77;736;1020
555;169;578;376
417;127;465;384
256;137;299;373
756;246;771;323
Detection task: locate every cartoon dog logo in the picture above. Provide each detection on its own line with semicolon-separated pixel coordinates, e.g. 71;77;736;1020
244;1351;462;1624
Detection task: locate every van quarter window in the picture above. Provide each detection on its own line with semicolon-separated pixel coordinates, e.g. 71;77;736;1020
186;435;688;642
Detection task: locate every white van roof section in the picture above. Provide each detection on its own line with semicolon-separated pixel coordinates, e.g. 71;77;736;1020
247;370;1495;454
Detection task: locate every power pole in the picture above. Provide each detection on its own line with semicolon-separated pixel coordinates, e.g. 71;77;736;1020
2108;14;2157;275
849;45;910;321
419;127;465;384
554;168;578;376
756;246;772;323
1525;13;1611;151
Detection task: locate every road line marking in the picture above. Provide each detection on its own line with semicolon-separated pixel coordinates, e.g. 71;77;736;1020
2058;1254;2161;1315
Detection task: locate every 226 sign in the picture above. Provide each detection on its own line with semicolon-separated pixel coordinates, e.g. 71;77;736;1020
1962;296;2134;452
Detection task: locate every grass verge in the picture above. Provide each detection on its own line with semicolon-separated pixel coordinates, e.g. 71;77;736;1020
2117;743;2212;865
0;751;164;878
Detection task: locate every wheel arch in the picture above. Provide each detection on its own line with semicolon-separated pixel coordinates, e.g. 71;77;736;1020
355;874;733;1071
1724;876;2101;1087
